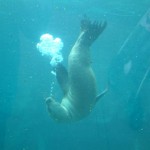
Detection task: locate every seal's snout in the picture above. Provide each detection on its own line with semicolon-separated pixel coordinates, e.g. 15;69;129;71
45;97;56;114
45;97;54;105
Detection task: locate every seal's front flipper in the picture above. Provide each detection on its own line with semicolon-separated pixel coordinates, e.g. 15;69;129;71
55;63;69;95
96;88;108;103
80;16;107;47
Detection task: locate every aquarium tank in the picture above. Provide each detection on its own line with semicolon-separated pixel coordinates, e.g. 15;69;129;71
0;0;150;150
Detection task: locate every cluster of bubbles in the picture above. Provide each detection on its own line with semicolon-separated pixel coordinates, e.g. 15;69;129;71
36;33;64;67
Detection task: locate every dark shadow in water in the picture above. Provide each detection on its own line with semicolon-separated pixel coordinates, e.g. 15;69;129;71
109;9;150;131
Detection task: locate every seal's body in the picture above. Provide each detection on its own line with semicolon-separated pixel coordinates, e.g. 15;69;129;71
46;18;107;122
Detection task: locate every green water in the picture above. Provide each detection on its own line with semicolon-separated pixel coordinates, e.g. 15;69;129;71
0;0;150;150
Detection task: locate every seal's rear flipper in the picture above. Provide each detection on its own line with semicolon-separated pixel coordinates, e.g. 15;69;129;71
96;88;108;103
55;63;69;95
79;16;107;47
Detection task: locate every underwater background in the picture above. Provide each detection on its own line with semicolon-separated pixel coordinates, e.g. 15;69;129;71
0;0;150;150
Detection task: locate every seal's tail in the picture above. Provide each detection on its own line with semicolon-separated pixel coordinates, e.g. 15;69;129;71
79;16;107;47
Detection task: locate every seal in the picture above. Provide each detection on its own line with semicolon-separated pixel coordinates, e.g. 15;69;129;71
46;17;107;122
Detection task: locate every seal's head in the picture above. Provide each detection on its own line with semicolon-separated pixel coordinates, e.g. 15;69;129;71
45;97;70;122
45;96;55;106
45;97;59;120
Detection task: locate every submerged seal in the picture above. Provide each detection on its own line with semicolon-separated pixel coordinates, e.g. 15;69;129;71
46;17;107;122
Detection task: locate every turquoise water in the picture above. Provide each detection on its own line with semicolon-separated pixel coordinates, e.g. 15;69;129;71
0;0;150;150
